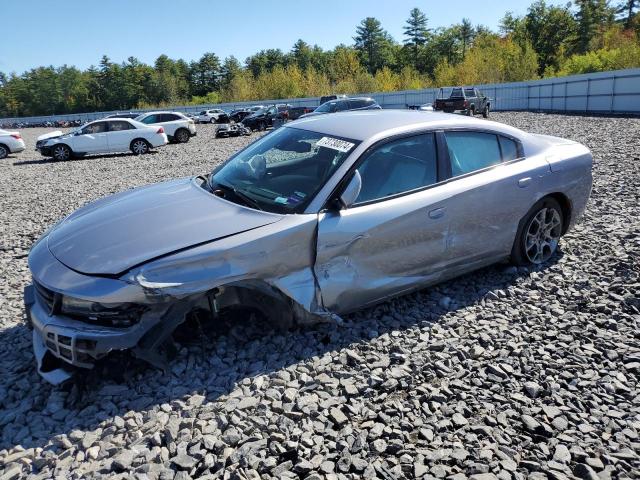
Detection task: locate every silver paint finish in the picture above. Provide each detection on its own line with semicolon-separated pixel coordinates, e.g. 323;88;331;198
26;111;593;381
48;178;283;275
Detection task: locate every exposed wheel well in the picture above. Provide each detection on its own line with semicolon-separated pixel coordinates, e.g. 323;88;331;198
545;192;572;234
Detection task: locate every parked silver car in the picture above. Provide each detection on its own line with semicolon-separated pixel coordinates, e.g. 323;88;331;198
25;111;592;383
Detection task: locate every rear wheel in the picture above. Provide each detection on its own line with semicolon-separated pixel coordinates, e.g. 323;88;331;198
175;128;190;143
0;144;8;159
210;117;217;124
483;104;490;118
52;144;71;161
511;197;564;265
130;139;150;155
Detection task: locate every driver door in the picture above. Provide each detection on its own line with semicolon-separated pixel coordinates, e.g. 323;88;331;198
315;132;451;314
73;121;109;153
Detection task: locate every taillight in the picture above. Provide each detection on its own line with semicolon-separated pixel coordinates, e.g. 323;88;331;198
157;127;164;134
464;100;469;108
10;134;21;140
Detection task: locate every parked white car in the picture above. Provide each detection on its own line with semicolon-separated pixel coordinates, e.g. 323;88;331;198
35;119;168;161
134;111;196;143
196;109;226;123
0;129;26;159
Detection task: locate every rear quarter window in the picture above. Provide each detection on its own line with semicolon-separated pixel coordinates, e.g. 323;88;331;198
499;136;520;161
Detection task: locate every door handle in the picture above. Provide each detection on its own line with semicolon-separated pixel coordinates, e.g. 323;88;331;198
429;207;445;219
518;177;532;188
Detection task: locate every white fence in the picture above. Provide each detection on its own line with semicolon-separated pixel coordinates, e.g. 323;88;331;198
1;68;639;125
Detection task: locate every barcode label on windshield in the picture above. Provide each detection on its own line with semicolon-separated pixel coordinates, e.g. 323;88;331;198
317;137;355;153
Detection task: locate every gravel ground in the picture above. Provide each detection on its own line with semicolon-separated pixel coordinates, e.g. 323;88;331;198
0;114;638;480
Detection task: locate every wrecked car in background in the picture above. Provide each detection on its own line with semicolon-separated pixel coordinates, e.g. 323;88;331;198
25;110;593;383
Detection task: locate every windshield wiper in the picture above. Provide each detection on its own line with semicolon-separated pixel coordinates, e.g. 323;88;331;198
214;182;263;211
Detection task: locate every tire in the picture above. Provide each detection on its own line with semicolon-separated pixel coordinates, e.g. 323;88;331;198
257;121;266;132
0;144;8;159
511;197;564;266
467;106;474;116
483;104;490;118
175;128;190;143
130;138;150;155
52;144;71;161
210;117;216;124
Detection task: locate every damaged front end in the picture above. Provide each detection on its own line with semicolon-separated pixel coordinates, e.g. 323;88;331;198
25;200;336;385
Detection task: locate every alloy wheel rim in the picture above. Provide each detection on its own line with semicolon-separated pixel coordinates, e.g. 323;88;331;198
54;146;68;160
133;141;147;154
525;207;561;264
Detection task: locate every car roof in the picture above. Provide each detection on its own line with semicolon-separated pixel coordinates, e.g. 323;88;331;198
288;110;527;141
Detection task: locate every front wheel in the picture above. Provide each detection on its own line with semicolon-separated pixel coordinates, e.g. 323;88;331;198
52;144;71;161
130;139;150;155
210;117;217;124
175;129;190;143
483;105;490;118
257;121;266;132
511;197;564;266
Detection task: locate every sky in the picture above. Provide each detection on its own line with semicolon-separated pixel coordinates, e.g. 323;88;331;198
1;0;564;74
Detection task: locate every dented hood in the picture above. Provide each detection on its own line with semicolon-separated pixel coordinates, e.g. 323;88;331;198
47;178;282;275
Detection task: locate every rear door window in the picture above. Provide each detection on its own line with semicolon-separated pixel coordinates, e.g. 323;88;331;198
108;121;134;131
464;88;475;97
445;131;502;176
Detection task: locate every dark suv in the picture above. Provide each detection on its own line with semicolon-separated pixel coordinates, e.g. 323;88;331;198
301;97;381;118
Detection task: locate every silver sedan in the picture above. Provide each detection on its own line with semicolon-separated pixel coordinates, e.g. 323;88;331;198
25;111;593;383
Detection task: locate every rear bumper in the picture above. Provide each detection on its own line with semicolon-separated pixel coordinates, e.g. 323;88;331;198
11;141;26;153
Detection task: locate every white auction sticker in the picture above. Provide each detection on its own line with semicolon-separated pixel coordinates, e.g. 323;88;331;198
316;136;355;153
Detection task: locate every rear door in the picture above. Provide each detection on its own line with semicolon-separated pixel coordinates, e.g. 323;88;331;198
315;132;450;313
106;120;137;151
442;130;550;271
73;121;109;153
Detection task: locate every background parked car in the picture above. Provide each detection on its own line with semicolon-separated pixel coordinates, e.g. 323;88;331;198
36;119;168;160
134;111;196;143
301;97;381;118
288;106;315;120
197;109;227;123
229;109;253;123
215;123;252;138
434;87;490;117
0;129;25;159
319;94;347;105
241;105;282;131
105;112;140;119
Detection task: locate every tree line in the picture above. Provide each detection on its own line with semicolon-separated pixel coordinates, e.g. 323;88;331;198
1;0;638;117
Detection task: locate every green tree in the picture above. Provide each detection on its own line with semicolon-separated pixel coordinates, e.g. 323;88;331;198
524;1;577;73
616;0;640;27
354;17;394;73
459;18;475;58
575;0;615;52
403;8;430;69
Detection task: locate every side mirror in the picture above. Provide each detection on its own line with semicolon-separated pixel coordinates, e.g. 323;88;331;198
338;170;362;209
